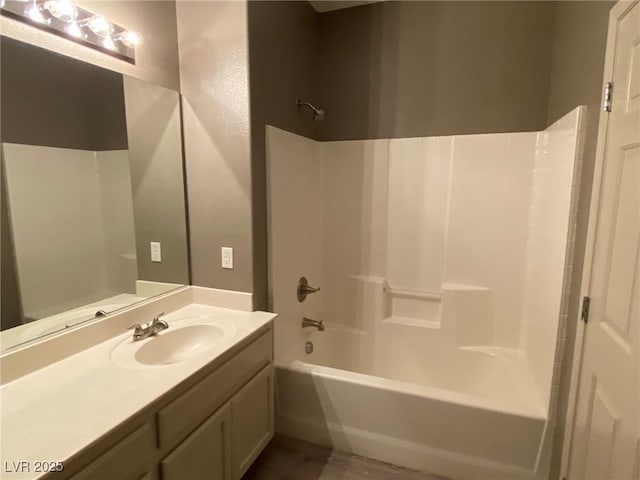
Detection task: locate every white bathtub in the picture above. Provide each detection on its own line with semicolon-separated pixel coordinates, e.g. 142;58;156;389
275;323;548;480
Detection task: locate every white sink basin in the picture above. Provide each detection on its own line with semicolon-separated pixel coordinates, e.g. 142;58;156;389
111;316;237;368
135;325;225;365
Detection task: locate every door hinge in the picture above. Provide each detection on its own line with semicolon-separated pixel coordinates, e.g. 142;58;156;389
582;296;591;324
603;81;613;112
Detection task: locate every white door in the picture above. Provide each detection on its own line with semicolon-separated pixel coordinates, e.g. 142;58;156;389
568;1;640;479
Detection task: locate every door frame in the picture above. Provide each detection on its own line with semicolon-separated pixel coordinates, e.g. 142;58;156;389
560;0;640;477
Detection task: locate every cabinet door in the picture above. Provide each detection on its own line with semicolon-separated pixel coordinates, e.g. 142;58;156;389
231;365;274;479
160;404;231;480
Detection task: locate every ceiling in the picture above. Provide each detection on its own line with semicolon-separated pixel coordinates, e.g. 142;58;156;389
308;1;385;13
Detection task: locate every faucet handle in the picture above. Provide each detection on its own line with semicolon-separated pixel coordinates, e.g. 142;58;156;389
297;277;321;302
152;312;166;324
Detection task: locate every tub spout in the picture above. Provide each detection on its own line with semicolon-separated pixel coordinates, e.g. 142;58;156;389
302;317;325;331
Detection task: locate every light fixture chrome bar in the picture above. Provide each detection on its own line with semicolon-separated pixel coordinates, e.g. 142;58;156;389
0;0;141;64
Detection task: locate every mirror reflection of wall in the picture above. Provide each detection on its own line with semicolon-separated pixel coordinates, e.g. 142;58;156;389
0;36;189;349
122;75;190;291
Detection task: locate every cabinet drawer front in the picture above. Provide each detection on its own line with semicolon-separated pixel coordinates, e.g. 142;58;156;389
70;423;154;480
160;404;231;480
157;329;272;448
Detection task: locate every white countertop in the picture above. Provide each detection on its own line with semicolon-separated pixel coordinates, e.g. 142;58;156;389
0;303;275;479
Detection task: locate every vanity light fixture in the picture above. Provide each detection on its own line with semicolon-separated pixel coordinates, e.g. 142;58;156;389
25;2;48;24
101;36;116;51
65;21;82;38
82;14;112;37
44;0;77;22
1;0;142;63
114;30;142;48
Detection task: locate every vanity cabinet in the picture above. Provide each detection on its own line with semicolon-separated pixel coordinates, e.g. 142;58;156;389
63;325;274;480
70;424;156;480
159;364;274;480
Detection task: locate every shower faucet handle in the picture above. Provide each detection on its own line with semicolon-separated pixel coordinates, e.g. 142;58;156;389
297;277;320;302
300;284;320;293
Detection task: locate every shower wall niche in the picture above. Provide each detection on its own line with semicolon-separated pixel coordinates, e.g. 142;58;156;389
268;106;584;414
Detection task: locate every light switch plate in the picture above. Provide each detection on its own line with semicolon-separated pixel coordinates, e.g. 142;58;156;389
221;247;233;269
150;242;162;263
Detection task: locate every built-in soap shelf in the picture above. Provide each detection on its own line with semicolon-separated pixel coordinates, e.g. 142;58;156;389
383;285;442;329
349;276;493;345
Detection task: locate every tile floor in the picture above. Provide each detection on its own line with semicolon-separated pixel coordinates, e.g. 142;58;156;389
243;435;446;480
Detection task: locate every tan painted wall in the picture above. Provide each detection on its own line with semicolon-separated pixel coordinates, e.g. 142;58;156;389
0;36;127;151
123;76;189;285
248;0;319;309
176;1;254;294
545;2;614;477
316;1;556;140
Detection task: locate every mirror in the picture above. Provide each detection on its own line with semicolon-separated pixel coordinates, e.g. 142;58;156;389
0;36;190;350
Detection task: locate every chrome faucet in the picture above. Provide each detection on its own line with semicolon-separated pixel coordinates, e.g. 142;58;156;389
301;317;325;331
128;312;169;341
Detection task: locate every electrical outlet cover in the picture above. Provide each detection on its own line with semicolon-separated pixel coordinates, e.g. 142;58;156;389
221;247;233;269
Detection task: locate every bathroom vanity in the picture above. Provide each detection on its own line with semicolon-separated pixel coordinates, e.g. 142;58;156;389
0;287;277;480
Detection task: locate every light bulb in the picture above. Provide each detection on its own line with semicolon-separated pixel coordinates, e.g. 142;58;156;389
44;0;77;22
65;21;83;38
25;4;48;24
119;30;142;48
102;36;116;51
86;15;112;37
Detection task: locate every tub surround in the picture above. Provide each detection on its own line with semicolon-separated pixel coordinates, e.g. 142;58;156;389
267;107;585;479
0;286;275;479
2;144;137;325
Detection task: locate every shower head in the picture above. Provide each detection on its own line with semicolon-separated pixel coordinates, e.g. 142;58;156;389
296;99;325;121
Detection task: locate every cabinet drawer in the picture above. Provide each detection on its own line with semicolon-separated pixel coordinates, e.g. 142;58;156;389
70;423;154;480
157;328;272;449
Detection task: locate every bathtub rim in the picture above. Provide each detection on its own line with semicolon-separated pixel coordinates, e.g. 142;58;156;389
276;357;547;421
